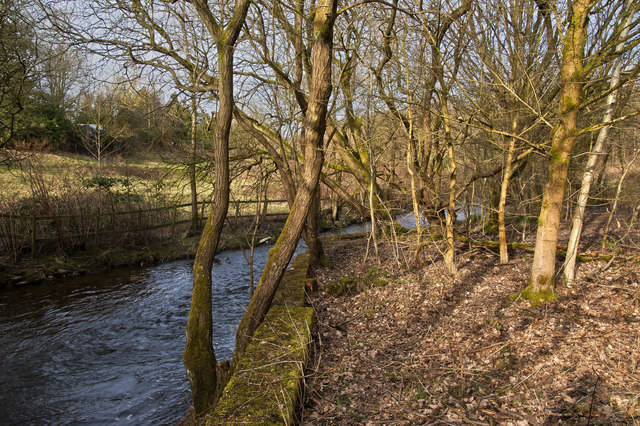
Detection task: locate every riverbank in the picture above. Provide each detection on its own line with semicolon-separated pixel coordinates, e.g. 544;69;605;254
0;212;364;289
0;214;289;288
301;213;640;424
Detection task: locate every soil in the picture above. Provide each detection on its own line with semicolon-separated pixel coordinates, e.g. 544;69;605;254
301;211;640;425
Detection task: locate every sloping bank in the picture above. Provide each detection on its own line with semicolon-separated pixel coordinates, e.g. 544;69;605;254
207;253;316;425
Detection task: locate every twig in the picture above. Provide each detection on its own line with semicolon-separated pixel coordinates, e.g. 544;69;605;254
508;365;544;389
442;404;490;425
599;253;616;273
587;369;600;426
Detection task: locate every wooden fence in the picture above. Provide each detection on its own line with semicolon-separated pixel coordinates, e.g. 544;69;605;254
0;199;290;260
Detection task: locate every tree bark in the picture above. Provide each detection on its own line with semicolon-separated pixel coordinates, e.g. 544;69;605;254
306;185;324;265
234;106;325;264
562;0;636;286
189;93;199;234
232;0;338;368
443;102;457;276
499;118;517;264
527;0;591;303
183;0;250;415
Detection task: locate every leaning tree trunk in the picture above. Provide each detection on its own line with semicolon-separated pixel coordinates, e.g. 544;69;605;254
562;0;636;286
234;109;324;264
526;0;590;303
231;0;338;368
183;0;250;415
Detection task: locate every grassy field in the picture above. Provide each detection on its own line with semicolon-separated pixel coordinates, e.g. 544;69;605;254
0;150;216;204
0;149;292;266
0;149;292;211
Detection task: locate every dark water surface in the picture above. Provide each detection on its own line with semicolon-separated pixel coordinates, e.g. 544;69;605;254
0;242;304;425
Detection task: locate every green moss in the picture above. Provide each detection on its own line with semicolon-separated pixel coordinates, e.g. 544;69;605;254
372;277;389;288
209;307;314;425
510;242;533;249
483;220;498;233
316;253;332;268
550;145;565;163
521;282;556;307
291;253;311;275
561;95;578;112
392;221;412;234
414;384;429;400
576;254;612;262
326;275;365;296
208;252;315;424
271;269;307;307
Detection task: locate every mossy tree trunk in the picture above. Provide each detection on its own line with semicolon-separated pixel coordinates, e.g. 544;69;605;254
234;106;325;266
562;0;637;286
306;186;324;265
189;93;199;234
527;0;591;302
183;0;250;415
232;0;338;368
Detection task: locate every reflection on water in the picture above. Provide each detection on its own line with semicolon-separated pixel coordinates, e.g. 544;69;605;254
397;203;485;229
0;242;304;425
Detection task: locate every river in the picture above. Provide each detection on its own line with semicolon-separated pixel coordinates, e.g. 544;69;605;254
0;242;307;425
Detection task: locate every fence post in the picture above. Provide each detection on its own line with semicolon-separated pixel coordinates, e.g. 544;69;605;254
31;216;37;258
171;205;177;238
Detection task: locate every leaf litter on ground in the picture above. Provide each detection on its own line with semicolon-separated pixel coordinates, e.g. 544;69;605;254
300;221;640;425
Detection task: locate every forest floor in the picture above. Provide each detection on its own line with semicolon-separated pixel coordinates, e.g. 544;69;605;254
301;211;640;425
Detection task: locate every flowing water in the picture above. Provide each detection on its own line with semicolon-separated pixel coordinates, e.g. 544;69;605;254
0;212;465;424
0;242;305;425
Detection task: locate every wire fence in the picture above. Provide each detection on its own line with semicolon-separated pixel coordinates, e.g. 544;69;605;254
0;199;290;261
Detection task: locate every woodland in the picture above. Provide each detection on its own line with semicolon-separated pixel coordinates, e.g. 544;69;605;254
1;0;639;423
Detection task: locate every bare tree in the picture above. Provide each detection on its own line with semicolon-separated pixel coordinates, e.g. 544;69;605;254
562;0;639;285
183;0;251;413
527;0;640;302
232;0;338;367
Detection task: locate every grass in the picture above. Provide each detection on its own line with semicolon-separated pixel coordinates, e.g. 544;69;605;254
0;149;289;206
1;150;180;199
0;149;292;265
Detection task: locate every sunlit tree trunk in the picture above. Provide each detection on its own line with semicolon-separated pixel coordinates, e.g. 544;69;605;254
499;118;517;264
526;0;591;302
234;108;325;265
442;100;457;275
562;0;636;285
232;0;338;367
306;185;324;265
